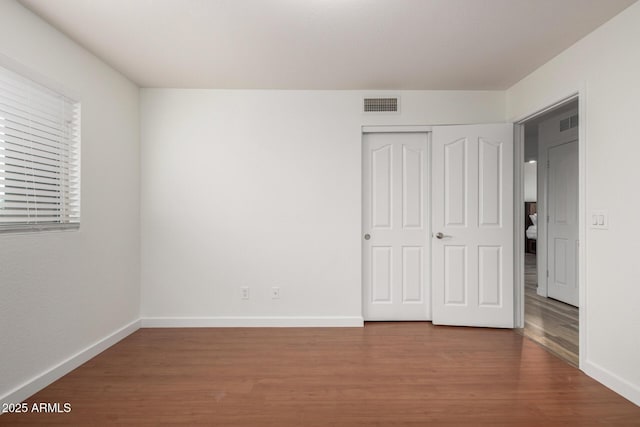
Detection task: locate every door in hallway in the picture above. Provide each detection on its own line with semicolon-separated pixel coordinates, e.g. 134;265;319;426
547;140;579;306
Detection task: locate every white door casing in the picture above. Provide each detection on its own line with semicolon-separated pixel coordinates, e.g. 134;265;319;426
431;124;514;327
362;132;430;321
547;141;579;306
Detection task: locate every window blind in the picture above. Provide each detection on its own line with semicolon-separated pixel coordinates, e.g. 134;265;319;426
0;64;80;232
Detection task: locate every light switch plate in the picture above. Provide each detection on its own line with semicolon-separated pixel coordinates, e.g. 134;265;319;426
591;210;608;229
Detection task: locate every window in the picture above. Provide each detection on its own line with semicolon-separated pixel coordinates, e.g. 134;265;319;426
0;64;80;232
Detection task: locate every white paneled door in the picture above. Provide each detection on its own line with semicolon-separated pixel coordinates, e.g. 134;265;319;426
547;141;579;307
431;124;514;327
362;132;430;320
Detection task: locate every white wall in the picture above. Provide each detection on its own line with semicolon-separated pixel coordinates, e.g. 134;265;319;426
140;90;505;325
0;0;140;403
524;162;537;202
507;1;640;405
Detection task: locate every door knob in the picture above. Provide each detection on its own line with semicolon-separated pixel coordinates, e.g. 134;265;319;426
364;234;371;240
435;232;450;239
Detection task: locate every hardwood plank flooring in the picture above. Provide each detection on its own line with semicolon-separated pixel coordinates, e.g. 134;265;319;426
521;253;579;366
2;323;638;426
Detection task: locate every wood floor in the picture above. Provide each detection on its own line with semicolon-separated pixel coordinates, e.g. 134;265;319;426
521;253;579;366
2;323;638;426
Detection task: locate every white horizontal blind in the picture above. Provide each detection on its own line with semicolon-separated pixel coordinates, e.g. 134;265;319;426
0;64;80;232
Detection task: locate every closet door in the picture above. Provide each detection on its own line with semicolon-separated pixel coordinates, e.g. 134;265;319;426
432;124;514;327
362;132;430;320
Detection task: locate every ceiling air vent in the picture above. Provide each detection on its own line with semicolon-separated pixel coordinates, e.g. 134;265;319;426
363;97;399;113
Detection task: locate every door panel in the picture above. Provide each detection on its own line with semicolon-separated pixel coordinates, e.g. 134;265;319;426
432;124;514;327
363;132;430;320
371;246;392;302
444;246;467;305
372;145;392;228
403;146;424;229
402;246;424;302
547;141;579;306
479;139;502;226
444;138;467;226
479;246;501;306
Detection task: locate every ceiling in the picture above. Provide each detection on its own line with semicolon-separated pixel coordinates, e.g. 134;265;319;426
19;0;637;90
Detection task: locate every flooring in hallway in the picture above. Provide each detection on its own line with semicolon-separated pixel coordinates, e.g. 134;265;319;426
521;253;579;366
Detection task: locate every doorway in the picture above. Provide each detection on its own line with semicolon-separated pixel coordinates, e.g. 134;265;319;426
518;99;580;366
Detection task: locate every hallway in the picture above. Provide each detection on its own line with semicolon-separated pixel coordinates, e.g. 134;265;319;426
522;253;579;366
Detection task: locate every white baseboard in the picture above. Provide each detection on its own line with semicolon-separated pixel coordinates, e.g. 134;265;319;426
0;319;141;407
141;316;364;328
584;359;640;406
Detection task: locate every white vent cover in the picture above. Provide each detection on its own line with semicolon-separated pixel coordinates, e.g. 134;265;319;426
363;97;399;113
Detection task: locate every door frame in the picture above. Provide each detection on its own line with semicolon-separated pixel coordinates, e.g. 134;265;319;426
512;90;587;369
361;125;433;321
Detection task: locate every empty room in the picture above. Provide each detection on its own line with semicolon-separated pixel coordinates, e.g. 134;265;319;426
1;0;640;425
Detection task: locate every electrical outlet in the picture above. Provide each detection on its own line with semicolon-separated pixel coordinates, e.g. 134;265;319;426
271;287;280;299
241;287;250;300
